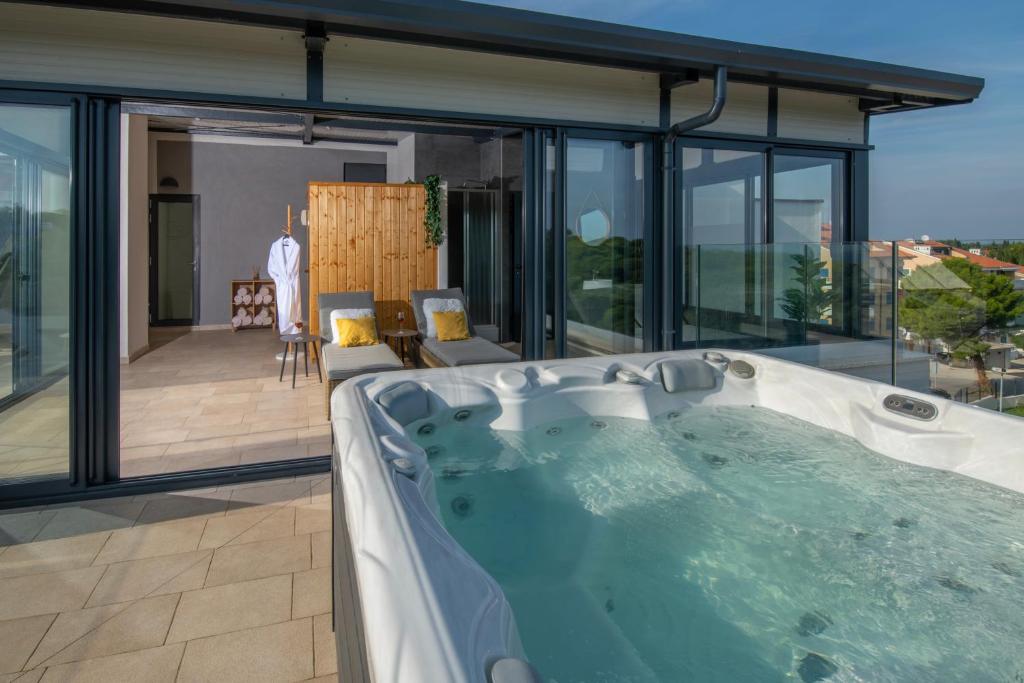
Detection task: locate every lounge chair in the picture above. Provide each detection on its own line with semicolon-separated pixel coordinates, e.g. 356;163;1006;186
318;291;404;417
410;288;519;367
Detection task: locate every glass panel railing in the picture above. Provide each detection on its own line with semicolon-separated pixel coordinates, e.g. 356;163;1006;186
895;239;1024;418
690;241;897;383
688;238;1024;419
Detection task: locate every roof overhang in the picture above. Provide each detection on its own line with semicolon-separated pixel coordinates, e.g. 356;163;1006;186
15;0;985;106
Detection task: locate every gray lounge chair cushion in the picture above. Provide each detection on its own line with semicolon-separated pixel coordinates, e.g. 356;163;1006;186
421;336;518;367
320;342;403;381
410;288;475;337
318;291;381;340
660;358;717;393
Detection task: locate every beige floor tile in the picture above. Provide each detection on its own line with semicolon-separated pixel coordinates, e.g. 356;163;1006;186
311;531;331;570
92;518;206;565
312;613;338;678
120;429;187;449
184;412;244;429
0;566;106;620
0;614;56;673
292;566;331;619
86;549;213;607
227;479;313;513
295;504;331;536
119;444;168;461
0;511;57;546
238;444;308;465
27;593;179;668
118;458;167;479
0;532;111;579
38;642;184;683
166;574;292;643
134;495;228;525
159;449;243;474
232;430;299;450
185;423;252;441
120;416;189;434
177;618;313;683
205;534;310;587
1;668;45;683
34;501;144;541
198;507;295;550
161;436;240;456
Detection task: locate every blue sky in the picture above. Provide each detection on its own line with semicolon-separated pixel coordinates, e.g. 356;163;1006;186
482;0;1023;241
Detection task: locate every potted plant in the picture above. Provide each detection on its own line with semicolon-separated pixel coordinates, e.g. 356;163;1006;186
779;250;838;347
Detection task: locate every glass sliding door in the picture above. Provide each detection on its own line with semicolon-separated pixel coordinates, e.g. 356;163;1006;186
0;102;72;486
561;134;649;357
678;144;766;346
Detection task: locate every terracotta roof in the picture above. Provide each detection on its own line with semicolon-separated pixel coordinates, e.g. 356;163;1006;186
949;247;1021;271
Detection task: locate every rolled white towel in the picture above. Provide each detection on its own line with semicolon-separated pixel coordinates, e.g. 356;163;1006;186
236;307;247;318
238;286;249;295
253;293;263;305
242;294;252;304
243;315;253;326
231;315;242;328
258;286;270;296
264;294;273;305
234;294;244;304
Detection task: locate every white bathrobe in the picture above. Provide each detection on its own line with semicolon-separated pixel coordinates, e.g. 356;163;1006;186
268;235;302;335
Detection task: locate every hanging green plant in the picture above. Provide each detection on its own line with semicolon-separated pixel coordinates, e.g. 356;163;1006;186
423;175;444;247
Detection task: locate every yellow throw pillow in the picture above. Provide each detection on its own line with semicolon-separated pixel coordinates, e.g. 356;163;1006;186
433;310;470;342
334;316;378;347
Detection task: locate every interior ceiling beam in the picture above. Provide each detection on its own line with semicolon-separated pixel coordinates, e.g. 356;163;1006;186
122;103;305;125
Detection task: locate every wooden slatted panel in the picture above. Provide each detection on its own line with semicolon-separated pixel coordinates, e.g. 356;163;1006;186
307;182;436;339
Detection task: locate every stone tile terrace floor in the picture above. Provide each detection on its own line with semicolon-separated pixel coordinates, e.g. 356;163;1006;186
0;474;338;682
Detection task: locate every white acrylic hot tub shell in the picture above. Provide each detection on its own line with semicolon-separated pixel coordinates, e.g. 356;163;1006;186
331;350;1024;683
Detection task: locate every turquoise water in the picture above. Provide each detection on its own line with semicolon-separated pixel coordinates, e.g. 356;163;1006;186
412;407;1024;682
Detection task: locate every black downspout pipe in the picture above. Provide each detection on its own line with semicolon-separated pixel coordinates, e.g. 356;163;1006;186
661;65;727;349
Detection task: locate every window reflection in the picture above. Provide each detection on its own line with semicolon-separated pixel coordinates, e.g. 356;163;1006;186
0;104;72;485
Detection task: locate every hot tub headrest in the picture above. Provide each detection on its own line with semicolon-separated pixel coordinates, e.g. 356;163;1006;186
659;358;717;393
376;381;429;426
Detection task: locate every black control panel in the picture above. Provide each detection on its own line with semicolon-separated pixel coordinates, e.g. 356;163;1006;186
883;394;938;421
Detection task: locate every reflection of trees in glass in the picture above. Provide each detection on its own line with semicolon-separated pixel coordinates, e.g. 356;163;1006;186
901;259;1024;391
779;252;838;325
565;233;643;334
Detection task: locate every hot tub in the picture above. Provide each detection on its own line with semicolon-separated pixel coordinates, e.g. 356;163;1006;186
330;350;1024;683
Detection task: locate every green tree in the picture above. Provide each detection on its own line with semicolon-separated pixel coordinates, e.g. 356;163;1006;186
901;259;1024;392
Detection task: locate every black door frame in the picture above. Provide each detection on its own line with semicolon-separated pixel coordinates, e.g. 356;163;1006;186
0;80;873;507
148;193;200;327
671;135;854;349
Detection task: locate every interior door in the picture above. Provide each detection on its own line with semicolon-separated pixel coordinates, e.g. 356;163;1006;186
149;195;199;326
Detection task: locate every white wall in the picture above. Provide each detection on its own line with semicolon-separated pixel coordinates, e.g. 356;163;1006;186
390;134;416;184
777;89;864;144
0;3;305;99
119;114;150;363
672;81;770;136
323;37;660;127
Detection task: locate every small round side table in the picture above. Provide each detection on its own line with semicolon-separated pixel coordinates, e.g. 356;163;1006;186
382;328;418;366
279;332;323;388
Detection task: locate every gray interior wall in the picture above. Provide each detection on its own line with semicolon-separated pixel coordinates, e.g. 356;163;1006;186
155;140;387;326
